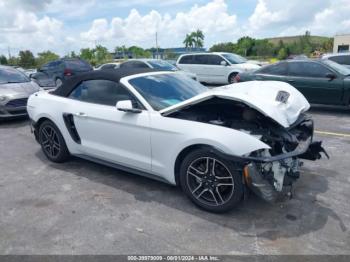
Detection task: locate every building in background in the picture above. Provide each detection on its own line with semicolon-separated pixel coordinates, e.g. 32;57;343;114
333;34;350;53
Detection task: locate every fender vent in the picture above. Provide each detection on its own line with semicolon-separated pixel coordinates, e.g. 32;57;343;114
63;113;81;144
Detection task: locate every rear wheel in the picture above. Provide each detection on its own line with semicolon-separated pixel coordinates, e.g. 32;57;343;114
39;120;70;163
179;148;243;213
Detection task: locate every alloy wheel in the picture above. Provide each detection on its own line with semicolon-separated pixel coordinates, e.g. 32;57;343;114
186;157;234;207
40;125;61;158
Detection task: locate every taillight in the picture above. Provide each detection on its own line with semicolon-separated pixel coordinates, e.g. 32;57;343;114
64;68;73;76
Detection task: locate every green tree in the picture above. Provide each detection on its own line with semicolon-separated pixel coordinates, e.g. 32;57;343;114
8;56;19;66
0;55;8;65
253;39;274;57
183;33;195;50
79;45;112;66
79;48;94;62
94;45;111;65
18;50;36;68
235;36;255;56
191;29;205;48
36;51;60;68
69;51;78;58
277;48;288;60
209;42;235;52
124;46;152;58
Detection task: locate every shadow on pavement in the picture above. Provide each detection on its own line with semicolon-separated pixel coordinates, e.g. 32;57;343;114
36;150;347;241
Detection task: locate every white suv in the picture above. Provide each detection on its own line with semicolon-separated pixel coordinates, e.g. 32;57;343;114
176;52;261;84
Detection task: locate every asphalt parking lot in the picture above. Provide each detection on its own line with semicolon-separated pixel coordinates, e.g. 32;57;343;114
0;106;350;255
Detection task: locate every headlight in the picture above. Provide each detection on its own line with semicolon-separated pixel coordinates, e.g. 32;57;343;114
0;96;8;102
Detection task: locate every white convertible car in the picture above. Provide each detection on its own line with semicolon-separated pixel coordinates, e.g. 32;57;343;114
27;69;327;213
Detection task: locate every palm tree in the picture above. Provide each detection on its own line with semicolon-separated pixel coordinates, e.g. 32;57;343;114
192;29;205;49
183;34;195;51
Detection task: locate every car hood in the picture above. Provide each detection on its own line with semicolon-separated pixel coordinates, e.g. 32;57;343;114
234;62;261;71
160;81;310;128
0;81;40;97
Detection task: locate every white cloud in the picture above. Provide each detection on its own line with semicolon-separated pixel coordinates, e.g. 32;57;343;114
1;0;350;56
80;0;237;48
247;0;350;37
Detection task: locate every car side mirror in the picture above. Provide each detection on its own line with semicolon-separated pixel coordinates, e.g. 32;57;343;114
326;73;336;80
116;100;142;113
220;61;228;66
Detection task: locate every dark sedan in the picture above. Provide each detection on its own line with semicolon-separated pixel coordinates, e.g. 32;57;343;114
238;59;350;106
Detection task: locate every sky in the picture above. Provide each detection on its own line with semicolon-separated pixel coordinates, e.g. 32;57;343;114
0;0;350;56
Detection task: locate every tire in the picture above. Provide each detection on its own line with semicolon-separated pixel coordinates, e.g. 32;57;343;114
38;120;70;163
55;78;63;88
179;148;243;213
228;72;238;84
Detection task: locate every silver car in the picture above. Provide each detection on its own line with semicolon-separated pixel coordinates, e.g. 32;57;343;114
0;66;40;119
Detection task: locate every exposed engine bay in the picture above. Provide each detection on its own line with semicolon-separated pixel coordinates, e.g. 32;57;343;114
167;97;328;202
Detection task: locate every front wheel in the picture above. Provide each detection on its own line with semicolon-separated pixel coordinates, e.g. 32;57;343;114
228;73;239;84
39;120;70;163
179;148;243;213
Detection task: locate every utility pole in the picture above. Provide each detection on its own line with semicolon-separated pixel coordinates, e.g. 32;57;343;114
156;31;159;59
8;46;11;59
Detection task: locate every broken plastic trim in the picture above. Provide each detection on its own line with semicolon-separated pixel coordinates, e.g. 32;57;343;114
211;139;328;165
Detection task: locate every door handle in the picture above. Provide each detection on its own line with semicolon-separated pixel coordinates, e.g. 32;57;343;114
287;79;295;83
75;112;87;118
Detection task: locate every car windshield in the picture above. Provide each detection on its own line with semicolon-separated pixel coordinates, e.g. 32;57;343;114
147;60;178;71
221;53;247;64
129;73;208;111
0;67;30;84
322;60;350;75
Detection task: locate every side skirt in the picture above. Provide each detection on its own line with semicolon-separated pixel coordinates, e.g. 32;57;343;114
75;154;172;185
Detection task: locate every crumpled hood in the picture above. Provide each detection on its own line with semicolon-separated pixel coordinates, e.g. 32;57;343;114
0;81;40;96
160;81;310;128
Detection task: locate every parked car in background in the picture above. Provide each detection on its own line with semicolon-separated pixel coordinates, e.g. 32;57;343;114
0;65;40;119
322;53;350;69
30;58;93;88
27;69;326;212
119;59;197;80
95;62;120;70
287;54;309;60
238;59;350;106
12;67;37;77
176;52;261;84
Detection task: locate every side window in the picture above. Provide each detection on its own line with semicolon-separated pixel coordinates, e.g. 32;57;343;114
48;61;57;69
40;63;50;71
120;62;132;69
329;56;350;65
69;80;142;108
289;62;331;78
258;62;288;75
207;55;224;65
193;55;208;65
178;55;194;64
101;64;116;70
133;62;149;68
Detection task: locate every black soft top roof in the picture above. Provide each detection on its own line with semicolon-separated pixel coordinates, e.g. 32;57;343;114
52;68;159;97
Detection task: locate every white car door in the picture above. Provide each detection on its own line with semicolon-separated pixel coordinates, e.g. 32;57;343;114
178;55;209;83
205;54;230;84
67;79;152;172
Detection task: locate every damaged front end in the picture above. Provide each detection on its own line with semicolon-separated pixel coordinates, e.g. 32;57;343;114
240;115;329;202
166;94;328;203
